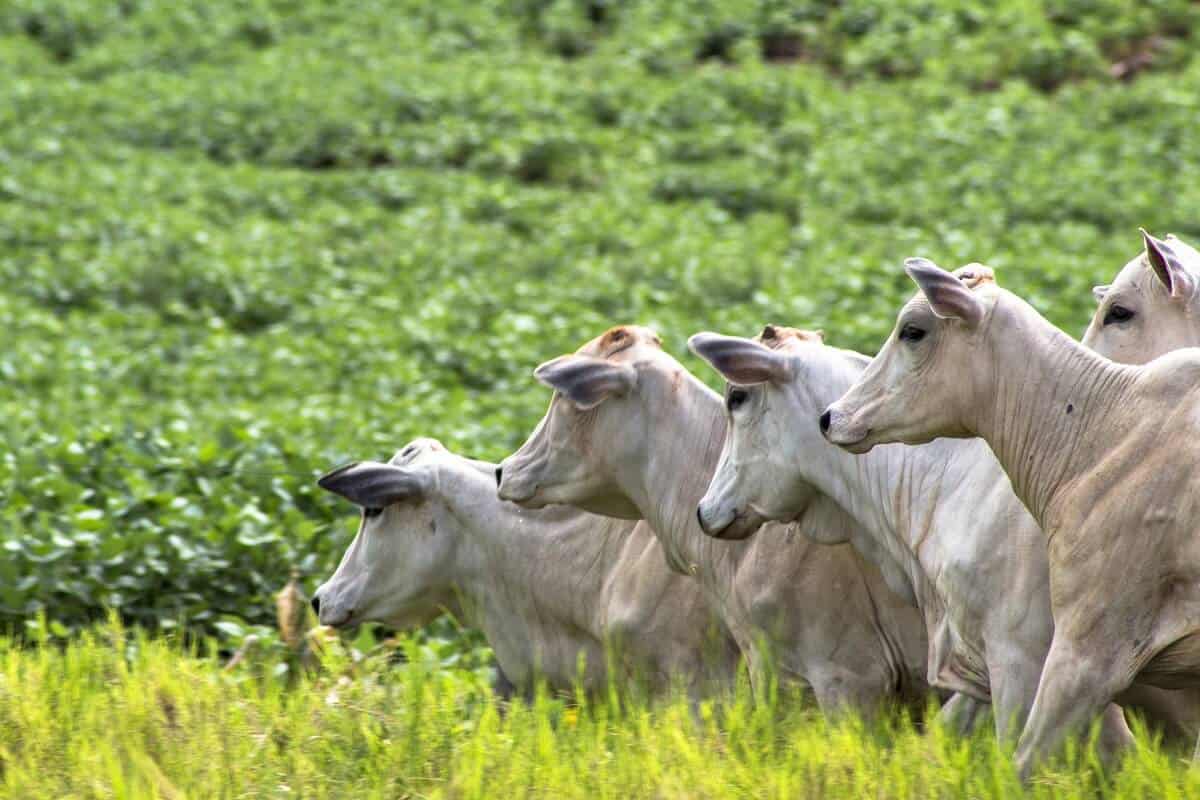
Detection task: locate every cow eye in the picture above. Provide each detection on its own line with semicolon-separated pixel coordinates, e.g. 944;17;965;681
898;324;926;343
726;389;749;411
363;507;384;519
1102;305;1135;326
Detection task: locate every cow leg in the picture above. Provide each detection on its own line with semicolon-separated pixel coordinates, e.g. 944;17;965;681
986;649;1043;742
1116;684;1200;746
938;692;990;735
1014;637;1131;781
1096;703;1135;762
811;679;868;718
743;647;771;700
492;665;519;701
808;666;900;721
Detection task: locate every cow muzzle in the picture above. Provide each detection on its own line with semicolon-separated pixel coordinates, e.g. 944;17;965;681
311;580;360;628
820;405;873;453
495;456;543;506
696;500;763;541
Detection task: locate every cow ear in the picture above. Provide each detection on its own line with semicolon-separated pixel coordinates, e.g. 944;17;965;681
905;258;985;328
318;461;429;509
534;355;637;410
1092;285;1110;303
688;332;792;386
1142;228;1195;299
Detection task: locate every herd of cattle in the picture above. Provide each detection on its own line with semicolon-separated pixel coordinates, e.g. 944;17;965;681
311;229;1200;778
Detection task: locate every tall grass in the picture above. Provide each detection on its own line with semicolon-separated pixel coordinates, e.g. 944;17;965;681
0;620;1195;798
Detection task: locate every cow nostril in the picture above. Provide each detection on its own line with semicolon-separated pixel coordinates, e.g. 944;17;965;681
494;466;503;487
819;410;832;433
310;596;320;615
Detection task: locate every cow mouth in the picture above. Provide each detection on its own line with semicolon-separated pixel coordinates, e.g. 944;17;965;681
716;513;765;540
836;430;873;453
495;470;534;503
513;494;550;509
319;607;356;628
824;424;873;453
497;482;546;508
699;506;765;540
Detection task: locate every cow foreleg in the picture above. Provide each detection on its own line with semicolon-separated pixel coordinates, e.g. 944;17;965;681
986;648;1044;742
1014;638;1132;781
938;692;990;735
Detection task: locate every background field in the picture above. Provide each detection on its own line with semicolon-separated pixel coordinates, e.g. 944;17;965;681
2;0;1200;795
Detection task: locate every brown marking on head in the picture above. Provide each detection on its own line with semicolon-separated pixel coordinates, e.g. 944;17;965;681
754;325;824;351
575;325;663;359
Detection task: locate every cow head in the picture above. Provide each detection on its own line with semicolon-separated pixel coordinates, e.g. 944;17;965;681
689;325;838;540
496;326;660;519
312;438;459;629
822;259;1001;452
1083;230;1200;363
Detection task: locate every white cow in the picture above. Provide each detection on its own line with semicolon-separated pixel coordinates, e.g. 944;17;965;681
690;317;1197;744
822;257;1200;778
1083;230;1200;362
497;326;938;715
313;438;738;696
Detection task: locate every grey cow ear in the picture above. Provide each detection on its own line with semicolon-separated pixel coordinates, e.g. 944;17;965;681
1142;228;1195;300
905;257;985;328
318;461;429;509
688;332;792;386
534;355;637;410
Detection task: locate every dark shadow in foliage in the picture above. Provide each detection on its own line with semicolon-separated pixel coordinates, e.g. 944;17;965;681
472;136;595;187
652;172;798;222
290;123;361;171
237;17;278;49
1107;36;1190;83
466;196;536;238
513;0;615;59
586;87;630;127
18;8;103;62
695;22;745;63
117;260;294;333
759;31;807;63
513;139;582;184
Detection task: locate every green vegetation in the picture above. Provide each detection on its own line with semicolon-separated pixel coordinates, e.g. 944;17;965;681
2;620;1198;799
4;0;1198;639
3;2;1200;793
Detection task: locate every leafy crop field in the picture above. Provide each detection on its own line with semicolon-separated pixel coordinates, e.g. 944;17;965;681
3;0;1200;795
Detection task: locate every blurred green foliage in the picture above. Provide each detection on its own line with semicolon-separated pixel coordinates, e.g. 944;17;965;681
1;0;1197;643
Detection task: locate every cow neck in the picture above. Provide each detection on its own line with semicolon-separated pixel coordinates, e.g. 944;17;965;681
974;293;1138;528
622;361;742;583
785;348;947;609
439;458;631;640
